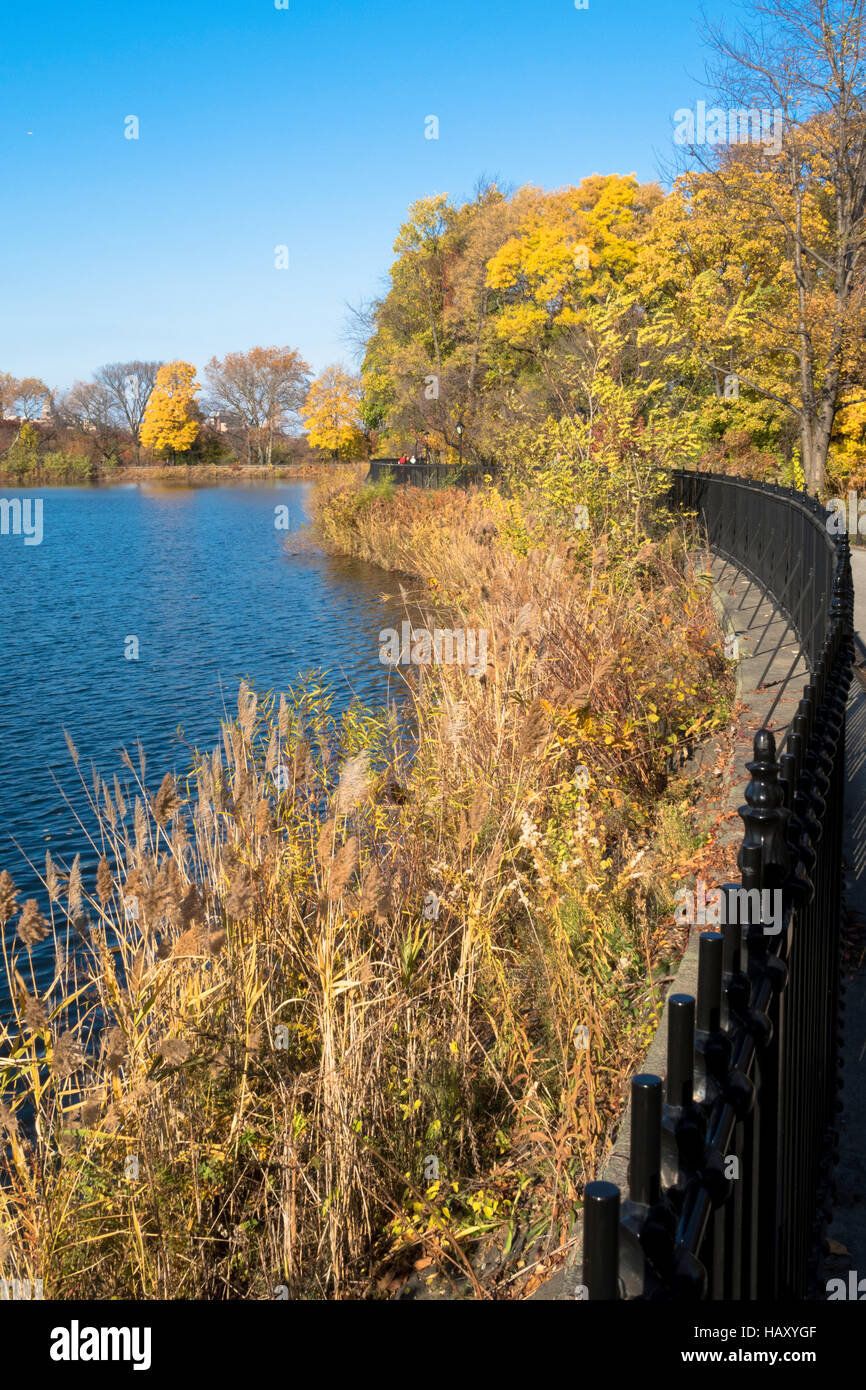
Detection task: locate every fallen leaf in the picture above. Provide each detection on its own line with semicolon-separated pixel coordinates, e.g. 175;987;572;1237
827;1239;850;1256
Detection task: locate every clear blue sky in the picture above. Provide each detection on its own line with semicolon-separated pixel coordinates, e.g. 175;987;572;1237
0;0;726;389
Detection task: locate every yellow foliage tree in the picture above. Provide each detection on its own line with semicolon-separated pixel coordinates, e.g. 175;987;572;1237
140;361;200;460
635;137;866;493
300;366;365;459
485;176;662;349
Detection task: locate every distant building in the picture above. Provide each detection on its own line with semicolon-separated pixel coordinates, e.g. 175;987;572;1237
204;411;245;434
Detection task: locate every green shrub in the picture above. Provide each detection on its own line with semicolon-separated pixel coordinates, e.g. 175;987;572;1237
2;423;40;479
40;451;93;481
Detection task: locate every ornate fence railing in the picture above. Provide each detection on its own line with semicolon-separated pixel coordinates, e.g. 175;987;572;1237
365;458;492;488
582;469;855;1301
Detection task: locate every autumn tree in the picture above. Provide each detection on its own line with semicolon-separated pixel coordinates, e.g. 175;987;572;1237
361;177;662;462
204;346;311;466
58;380;115;431
0;374;52;462
95;361;163;462
360;186;517;460
484;176;663;433
56;380;120;459
15;377;51;420
485;176;662;347
668;0;866;493
0;372;19;418
300;365;366;459
140;361;200;462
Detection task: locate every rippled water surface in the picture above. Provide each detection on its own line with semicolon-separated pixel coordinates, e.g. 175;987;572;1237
0;480;401;1000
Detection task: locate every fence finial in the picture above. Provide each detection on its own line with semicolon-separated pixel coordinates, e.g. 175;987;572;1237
737;729;790;889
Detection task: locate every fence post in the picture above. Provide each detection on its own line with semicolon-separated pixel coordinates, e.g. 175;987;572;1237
630;1075;663;1208
583;1181;620;1300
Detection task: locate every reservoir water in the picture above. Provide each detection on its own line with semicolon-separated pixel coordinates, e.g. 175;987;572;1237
0;479;400;1003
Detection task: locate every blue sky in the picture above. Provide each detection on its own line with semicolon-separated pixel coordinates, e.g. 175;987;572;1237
0;0;725;389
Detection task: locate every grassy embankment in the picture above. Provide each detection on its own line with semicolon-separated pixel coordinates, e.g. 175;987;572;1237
0;473;733;1299
0;458;362;486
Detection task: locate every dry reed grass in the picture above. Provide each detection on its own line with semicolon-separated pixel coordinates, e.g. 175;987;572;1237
0;480;732;1299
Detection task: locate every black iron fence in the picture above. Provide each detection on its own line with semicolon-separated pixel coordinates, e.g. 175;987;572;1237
365;458;492;488
582;468;855;1301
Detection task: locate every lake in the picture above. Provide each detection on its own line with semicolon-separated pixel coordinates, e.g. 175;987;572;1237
0;479;403;1003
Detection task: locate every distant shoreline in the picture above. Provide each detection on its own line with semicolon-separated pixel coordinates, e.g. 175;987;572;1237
0;460;366;487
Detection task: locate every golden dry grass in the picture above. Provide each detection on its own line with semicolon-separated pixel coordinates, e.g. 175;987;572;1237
0;479;732;1299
